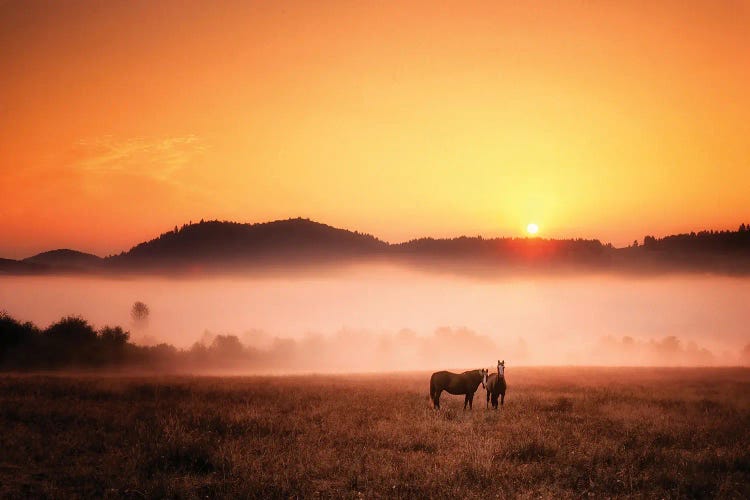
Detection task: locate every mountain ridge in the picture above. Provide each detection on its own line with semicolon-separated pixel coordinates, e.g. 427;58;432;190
2;217;749;276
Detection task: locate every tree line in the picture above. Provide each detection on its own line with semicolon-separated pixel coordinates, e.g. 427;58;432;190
0;312;152;370
0;311;283;371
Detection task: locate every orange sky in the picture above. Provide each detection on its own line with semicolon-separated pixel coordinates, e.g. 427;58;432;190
1;0;748;258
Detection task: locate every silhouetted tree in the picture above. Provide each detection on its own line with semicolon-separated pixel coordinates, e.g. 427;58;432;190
45;316;98;366
99;325;129;345
209;335;245;363
94;326;128;364
131;301;150;326
46;316;97;344
0;312;41;368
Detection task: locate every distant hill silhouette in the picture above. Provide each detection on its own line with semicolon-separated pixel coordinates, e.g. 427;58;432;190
0;258;47;275
1;218;749;276
23;249;103;271
107;218;389;271
616;227;750;274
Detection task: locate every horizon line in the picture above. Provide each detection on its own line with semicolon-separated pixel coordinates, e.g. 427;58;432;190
5;216;749;260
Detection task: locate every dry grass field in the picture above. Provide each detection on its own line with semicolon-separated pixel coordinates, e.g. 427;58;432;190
1;368;749;498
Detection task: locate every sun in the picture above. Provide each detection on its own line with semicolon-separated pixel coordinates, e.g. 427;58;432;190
526;223;539;235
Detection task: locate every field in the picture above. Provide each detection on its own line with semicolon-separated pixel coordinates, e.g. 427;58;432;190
1;368;749;498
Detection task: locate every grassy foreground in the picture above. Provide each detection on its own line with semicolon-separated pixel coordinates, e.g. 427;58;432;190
0;368;749;498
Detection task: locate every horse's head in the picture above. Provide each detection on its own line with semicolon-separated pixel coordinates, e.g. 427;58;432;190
497;359;505;378
481;368;488;389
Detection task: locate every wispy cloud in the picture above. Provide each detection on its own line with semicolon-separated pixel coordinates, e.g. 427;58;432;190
72;135;208;184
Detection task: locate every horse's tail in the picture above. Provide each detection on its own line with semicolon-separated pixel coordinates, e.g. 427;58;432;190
428;377;436;406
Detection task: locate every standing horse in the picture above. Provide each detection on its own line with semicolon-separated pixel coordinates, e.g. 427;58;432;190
429;369;488;410
486;360;507;409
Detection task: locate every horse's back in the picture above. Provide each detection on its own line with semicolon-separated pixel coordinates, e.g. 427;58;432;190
431;370;470;395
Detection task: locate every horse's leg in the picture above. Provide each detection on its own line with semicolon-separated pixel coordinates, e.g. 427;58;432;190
464;394;469;410
486;390;490;409
469;392;474;409
500;392;505;407
435;390;441;410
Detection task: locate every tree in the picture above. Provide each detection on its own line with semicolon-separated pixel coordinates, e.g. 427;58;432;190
131;301;150;326
210;335;244;360
99;326;129;346
45;316;98;366
46;316;97;344
0;311;41;364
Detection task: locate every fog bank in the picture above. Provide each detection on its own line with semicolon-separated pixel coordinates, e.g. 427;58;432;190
1;265;748;368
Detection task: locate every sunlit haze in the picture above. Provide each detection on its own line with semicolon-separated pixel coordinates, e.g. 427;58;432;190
1;1;749;258
2;268;749;370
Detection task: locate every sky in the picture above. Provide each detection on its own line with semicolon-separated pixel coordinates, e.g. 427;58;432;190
1;0;748;258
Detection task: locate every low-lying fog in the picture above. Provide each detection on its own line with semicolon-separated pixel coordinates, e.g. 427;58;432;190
2;265;749;369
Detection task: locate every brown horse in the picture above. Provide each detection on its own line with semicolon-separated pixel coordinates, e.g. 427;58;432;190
429;369;488;410
486;359;507;409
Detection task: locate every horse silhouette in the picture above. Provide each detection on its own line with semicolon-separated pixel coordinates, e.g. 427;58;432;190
429;369;487;410
486;359;507;409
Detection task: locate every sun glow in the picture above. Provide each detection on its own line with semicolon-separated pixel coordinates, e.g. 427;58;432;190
526;223;539;235
0;2;748;257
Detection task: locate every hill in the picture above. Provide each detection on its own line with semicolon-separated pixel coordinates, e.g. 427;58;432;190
616;227;750;274
0;258;48;275
23;249;103;271
106;218;389;271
